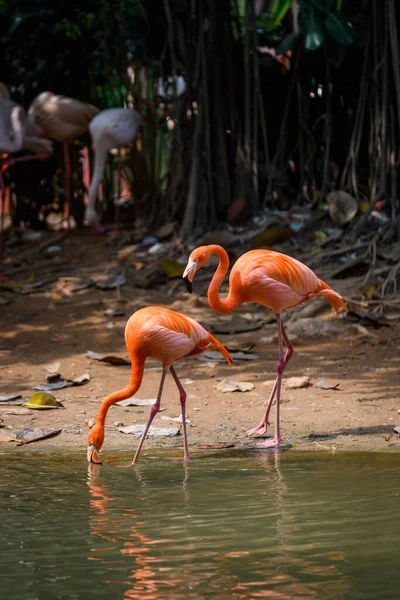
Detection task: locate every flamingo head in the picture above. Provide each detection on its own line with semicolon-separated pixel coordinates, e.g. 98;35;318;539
182;245;214;293
87;422;104;464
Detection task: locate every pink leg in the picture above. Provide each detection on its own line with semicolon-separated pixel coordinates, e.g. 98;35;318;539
247;322;293;438
0;172;5;267
258;313;285;447
0;153;50;278
170;365;190;461
63;141;71;232
131;370;167;465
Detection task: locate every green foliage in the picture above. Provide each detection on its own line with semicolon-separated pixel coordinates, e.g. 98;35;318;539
257;0;360;66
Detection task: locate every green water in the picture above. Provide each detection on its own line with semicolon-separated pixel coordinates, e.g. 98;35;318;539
1;450;399;600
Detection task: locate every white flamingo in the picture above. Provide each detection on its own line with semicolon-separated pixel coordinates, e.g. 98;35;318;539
85;107;143;233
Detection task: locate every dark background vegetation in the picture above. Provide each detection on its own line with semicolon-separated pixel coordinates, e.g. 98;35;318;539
1;0;399;242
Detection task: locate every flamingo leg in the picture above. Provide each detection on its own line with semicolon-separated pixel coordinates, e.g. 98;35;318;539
63;141;71;232
131;370;167;465
169;365;190;461
247;322;293;438
0;171;5;271
257;313;285;447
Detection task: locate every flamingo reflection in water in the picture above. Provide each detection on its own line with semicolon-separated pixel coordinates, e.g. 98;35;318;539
87;464;200;599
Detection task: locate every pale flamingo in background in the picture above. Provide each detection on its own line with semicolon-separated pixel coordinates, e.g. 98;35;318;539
87;306;232;465
28;91;99;230
182;244;348;448
0;83;53;275
85;107;143;233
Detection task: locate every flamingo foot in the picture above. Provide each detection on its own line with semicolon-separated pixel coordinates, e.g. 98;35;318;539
257;437;282;448
247;421;269;437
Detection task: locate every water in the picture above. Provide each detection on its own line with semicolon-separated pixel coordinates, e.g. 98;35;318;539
1;450;399;600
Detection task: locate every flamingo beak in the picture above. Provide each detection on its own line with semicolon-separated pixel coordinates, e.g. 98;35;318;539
182;260;198;293
87;442;102;465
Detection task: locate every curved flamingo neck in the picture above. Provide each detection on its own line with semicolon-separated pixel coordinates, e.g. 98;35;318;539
206;245;240;314
96;355;145;428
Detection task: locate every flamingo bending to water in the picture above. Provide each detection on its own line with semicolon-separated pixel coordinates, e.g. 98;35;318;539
183;244;348;448
87;306;232;465
85;108;143;233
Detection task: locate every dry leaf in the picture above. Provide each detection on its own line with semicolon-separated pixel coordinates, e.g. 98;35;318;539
315;379;340;390
118;424;179;437
34;381;70;391
86;350;130;365
45;373;61;383
160;414;191;424
96;273;126;290
327;191;358;226
215;380;255;393
45;362;61;374
0;394;22;402
116;398;156;407
14;428;62;445
284;376;311;389
71;373;90;386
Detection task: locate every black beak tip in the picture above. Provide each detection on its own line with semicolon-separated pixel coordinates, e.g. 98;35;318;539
183;276;193;294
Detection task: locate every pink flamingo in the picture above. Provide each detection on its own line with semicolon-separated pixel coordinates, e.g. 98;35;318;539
183;244;348;448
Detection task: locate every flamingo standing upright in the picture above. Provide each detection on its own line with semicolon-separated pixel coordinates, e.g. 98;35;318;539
182;244;348;448
85;108;143;233
28;91;99;230
87;306;232;465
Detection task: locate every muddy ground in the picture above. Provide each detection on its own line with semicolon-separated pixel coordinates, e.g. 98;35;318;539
1;230;399;459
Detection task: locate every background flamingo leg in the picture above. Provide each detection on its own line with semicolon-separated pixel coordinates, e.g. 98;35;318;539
131;370;167;465
63;141;71;232
0;171;5;276
169;365;190;461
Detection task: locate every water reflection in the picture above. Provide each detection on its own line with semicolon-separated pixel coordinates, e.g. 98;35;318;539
86;452;353;599
2;451;400;599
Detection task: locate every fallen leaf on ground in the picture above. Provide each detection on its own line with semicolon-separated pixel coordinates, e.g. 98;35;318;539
161;414;191;424
96;273;126;290
0;394;22;402
315;378;340;390
45;373;61;383
86;350;130;365
118;424;179;437
45;362;61;373
24;392;63;409
116;398;156;407
215;380;255;393
284;376;311;389
34;381;70;391
230;351;258;361
71;373;90;385
14;428;62;445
